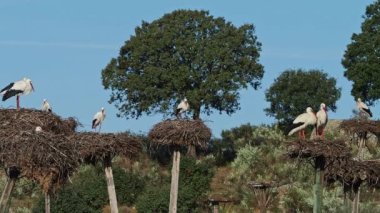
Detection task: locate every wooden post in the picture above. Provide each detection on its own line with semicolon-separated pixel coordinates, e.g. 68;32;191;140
169;149;181;213
45;192;51;213
313;157;325;213
212;202;219;213
343;184;350;213
351;184;360;213
104;155;118;213
0;178;16;212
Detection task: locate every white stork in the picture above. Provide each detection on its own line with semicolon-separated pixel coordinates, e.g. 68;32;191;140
1;78;34;110
356;98;372;118
288;107;317;139
175;98;189;119
41;99;52;113
316;103;328;138
92;107;106;132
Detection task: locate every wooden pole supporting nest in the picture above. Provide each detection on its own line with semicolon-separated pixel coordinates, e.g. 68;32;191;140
45;191;51;213
149;119;211;213
169;147;180;213
286;139;351;213
104;154;118;213
0;167;20;213
313;157;325;213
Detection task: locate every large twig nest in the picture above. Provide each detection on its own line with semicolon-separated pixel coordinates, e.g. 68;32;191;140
69;132;142;163
0;131;78;193
325;159;380;188
340;119;380;137
148;119;211;149
0;108;78;135
287;139;352;159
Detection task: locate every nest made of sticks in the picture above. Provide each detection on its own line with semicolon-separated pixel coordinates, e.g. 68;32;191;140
340;119;380;137
287;139;351;159
325;159;380;188
69;132;142;163
0;108;78;136
0;131;78;193
148;119;211;149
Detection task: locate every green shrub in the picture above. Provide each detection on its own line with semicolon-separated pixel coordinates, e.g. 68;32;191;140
136;156;214;213
32;164;145;212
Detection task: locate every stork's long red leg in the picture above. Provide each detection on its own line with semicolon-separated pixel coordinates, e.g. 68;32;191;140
16;96;20;110
98;124;102;133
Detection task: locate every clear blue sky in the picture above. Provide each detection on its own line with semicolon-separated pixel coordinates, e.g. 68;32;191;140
0;0;376;137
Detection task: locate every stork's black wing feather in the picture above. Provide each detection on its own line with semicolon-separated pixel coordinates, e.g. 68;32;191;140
363;108;373;117
2;90;22;101
0;82;14;93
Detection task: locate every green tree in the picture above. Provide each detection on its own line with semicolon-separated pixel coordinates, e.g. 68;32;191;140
342;1;380;105
265;69;341;130
102;9;264;120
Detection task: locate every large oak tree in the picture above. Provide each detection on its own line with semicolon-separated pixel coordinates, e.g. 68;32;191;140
342;1;380;105
102;10;264;120
265;69;341;131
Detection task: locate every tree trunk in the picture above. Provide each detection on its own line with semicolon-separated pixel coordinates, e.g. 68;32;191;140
313;157;325;213
0;178;16;212
187;105;200;158
187;145;196;158
45;192;50;213
169;150;181;213
104;156;118;213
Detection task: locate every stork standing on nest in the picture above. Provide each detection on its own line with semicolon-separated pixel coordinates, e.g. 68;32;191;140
41;99;52;113
175;98;189;119
356;98;372;118
288;107;317;139
92;107;106;132
0;78;34;110
316;103;328;138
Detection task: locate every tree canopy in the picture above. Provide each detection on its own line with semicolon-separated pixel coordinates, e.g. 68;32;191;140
102;9;264;119
342;0;380;105
265;69;341;128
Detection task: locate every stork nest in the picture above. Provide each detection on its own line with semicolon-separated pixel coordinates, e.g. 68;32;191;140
69;132;142;164
340;119;380;137
0;131;142;193
325;159;380;188
0;108;78;135
287;139;352;159
0;131;78;193
0;109;142;194
148;119;211;149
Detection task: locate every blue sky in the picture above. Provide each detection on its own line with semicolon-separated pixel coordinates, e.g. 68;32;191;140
0;0;376;137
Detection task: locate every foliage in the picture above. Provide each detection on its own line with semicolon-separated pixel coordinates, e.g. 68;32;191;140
265;69;341;131
32;164;145;212
102;9;264;119
282;185;312;212
33;165;108;213
342;1;380;105
136;156;214;212
135;184;170;213
112;166;145;205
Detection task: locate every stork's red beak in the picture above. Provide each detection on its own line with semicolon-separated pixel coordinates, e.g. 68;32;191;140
31;83;35;91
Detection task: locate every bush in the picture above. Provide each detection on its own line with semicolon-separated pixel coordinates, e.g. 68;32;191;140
32;164;145;212
113;166;145;205
136;156;214;213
